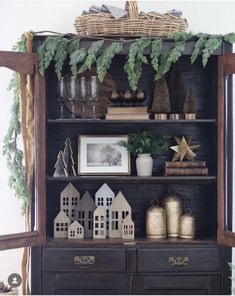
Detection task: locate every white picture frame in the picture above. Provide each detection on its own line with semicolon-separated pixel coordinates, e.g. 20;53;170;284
78;135;130;175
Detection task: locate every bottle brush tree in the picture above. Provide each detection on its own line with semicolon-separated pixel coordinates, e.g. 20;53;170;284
183;87;197;114
168;63;186;114
151;76;171;114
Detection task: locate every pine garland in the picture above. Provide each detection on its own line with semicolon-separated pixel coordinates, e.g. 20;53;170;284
70;48;87;77
155;32;193;80
124;37;151;91
202;35;222;67
97;41;123;82
2;34;30;213
79;40;104;74
151;39;162;80
37;32;235;86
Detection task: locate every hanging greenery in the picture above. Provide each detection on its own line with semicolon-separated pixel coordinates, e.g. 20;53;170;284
2;34;30;214
202;35;222;67
97;41;123;82
70;48;87;77
124;37;151;91
79;40;104;74
36;31;235;89
155;32;193;80
151;39;162;79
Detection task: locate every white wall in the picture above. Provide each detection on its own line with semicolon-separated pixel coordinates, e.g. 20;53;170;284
0;0;235;292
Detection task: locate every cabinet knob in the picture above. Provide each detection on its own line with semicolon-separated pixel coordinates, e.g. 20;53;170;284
169;256;189;267
74;256;95;267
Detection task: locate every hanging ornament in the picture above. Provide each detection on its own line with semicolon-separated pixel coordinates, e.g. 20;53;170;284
170;136;200;162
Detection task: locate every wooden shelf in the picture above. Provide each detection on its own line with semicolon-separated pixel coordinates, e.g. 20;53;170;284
47;175;216;184
48;119;217;124
45;237;217;248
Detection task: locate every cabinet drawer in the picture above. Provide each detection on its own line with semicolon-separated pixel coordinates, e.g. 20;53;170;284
138;247;220;273
43;248;126;272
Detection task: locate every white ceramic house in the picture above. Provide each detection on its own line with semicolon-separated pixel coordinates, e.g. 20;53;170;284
93;206;106;239
95;183;115;236
109;191;131;238
68;220;84;239
60;183;80;221
54;210;71;238
77;191;96;238
122;214;135;240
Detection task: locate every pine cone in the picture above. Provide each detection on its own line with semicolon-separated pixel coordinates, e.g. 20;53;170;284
0;281;12;293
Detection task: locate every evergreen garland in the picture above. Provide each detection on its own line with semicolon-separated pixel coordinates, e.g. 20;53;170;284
155;32;193;80
151;39;162;79
2;34;30;214
97;41;123;82
190;33;208;64
79;40;104;74
224;32;235;43
54;37;68;80
124;37;151;91
202;35;222;67
70;48;87;77
37;32;235;86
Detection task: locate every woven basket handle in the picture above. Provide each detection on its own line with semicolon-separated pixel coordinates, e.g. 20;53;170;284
125;1;139;20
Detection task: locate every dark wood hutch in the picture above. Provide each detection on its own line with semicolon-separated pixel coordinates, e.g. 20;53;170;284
0;36;235;295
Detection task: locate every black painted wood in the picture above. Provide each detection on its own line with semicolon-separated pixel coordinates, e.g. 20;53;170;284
43;248;126;272
42;273;130;295
132;275;221;295
138;247;220;272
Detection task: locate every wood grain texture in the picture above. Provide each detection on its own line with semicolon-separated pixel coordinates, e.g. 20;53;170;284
0;51;35;74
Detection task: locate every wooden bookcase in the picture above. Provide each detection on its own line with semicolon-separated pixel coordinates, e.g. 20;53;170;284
0;37;234;295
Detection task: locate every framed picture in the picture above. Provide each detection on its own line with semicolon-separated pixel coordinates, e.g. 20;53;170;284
78;135;130;175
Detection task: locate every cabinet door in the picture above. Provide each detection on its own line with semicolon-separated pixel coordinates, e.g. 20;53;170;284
42;273;130;295
217;53;235;247
132;275;221;295
0;51;46;250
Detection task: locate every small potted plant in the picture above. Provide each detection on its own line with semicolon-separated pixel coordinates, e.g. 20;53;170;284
119;130;168;176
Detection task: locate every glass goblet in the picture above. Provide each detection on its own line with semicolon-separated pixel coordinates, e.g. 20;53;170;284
89;76;100;120
57;77;67;119
68;76;79;119
79;77;87;119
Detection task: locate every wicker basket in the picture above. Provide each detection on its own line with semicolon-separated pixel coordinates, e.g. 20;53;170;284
74;1;188;37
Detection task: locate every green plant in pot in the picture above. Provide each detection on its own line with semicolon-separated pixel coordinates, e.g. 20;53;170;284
119;130;169;176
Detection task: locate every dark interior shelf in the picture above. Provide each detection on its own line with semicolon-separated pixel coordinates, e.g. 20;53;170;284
45;237;217;247
47;175;216;184
47;119;217;124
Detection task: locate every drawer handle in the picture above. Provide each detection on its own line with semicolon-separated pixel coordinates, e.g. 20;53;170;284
169;256;189;267
74;256;95;267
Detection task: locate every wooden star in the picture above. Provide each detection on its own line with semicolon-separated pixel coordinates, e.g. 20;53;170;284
170;136;200;162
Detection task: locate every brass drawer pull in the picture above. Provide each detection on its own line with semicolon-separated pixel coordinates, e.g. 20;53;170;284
74;256;95;267
169;256;189;267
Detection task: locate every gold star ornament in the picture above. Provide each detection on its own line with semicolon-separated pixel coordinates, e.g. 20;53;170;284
170;136;200;162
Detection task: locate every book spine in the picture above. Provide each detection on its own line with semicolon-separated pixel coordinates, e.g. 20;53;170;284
107;107;147;114
165;161;206;168
106;114;150;120
165;167;208;176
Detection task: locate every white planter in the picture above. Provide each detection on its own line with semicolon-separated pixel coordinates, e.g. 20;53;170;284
136;154;153;176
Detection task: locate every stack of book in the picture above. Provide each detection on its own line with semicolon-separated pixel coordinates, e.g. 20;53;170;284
105;106;149;120
165;161;208;176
